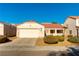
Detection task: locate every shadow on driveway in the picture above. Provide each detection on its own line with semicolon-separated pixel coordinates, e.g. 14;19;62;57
47;47;79;56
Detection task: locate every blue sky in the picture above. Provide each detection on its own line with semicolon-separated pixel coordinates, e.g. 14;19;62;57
0;3;79;24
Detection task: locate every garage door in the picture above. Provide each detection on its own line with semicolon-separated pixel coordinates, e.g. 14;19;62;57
18;29;41;38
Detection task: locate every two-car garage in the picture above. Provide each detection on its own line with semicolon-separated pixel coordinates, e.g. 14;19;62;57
18;28;43;38
17;21;44;38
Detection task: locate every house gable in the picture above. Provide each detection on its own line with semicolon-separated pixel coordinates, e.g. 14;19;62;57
17;21;44;29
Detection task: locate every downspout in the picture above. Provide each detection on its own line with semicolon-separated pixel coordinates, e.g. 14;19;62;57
77;29;78;37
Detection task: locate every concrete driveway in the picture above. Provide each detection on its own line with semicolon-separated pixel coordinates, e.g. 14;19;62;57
12;38;38;46
0;37;77;56
0;37;38;52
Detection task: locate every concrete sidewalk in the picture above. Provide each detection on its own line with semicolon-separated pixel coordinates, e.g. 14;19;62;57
0;45;68;56
0;50;50;56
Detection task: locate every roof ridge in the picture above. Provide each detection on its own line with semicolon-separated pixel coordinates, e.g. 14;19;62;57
69;16;79;19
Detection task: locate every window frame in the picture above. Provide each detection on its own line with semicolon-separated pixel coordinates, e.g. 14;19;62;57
50;30;55;33
57;30;63;33
69;30;72;35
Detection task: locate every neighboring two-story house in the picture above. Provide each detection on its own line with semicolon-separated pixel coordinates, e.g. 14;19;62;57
64;16;79;37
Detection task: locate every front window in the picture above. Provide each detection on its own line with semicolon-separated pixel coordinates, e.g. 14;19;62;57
69;30;72;35
50;30;55;33
57;30;63;33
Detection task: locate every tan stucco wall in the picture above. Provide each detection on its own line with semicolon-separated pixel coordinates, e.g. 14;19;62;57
17;22;44;28
0;23;4;35
76;19;79;26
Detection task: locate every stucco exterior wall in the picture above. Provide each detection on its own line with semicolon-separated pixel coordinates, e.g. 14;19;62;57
17;22;44;28
0;23;4;35
64;18;77;36
76;19;79;26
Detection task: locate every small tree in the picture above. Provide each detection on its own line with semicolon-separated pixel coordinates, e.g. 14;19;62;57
52;21;58;24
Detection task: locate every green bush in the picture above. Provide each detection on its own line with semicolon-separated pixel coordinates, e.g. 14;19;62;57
44;36;58;44
0;35;10;43
44;35;64;44
58;36;64;42
52;35;64;42
68;37;79;43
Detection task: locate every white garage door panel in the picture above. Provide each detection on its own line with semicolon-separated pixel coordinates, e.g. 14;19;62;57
19;29;41;38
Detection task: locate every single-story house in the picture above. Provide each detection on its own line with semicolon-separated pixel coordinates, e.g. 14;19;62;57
0;22;16;37
16;21;44;38
42;23;64;36
64;16;79;37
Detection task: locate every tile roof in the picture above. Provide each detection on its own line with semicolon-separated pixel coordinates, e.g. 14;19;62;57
42;23;63;28
76;26;79;28
69;16;79;19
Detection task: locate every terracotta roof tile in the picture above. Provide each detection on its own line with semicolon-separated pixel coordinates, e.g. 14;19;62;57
69;16;79;19
42;23;63;28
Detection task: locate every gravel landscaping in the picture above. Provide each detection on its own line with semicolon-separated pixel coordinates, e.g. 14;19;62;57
35;38;78;46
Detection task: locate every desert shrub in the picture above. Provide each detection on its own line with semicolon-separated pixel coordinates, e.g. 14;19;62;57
0;35;10;43
53;35;64;42
44;35;58;44
58;36;64;42
68;35;73;38
68;37;79;43
44;35;64;44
